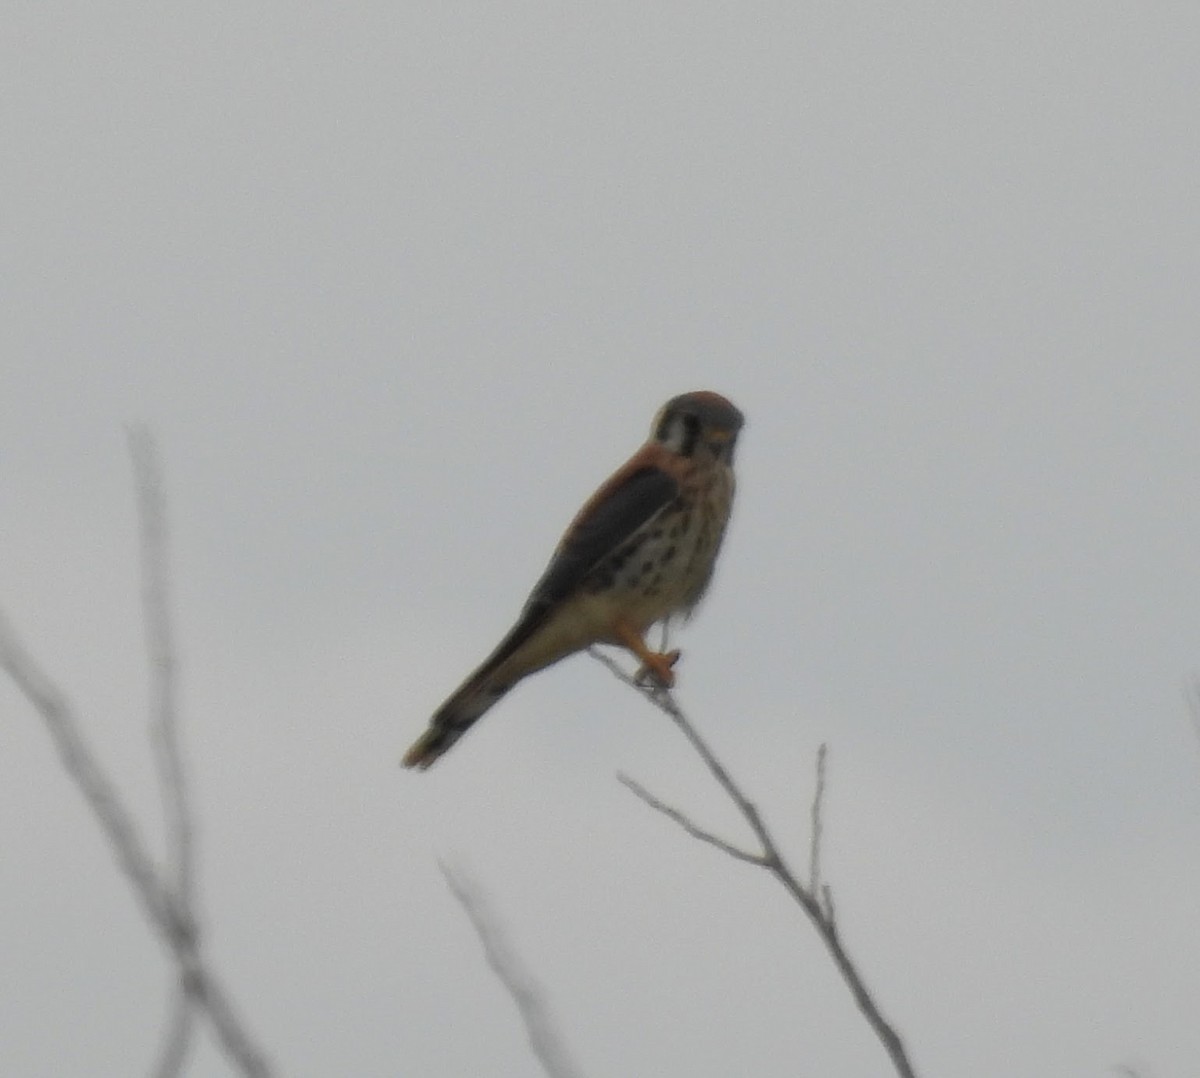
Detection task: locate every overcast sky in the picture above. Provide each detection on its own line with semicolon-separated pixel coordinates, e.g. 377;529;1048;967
3;5;1200;1077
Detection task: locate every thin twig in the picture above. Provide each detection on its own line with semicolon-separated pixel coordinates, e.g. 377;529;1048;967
1;610;177;930
588;649;785;871
808;742;829;892
0;611;273;1076
821;883;836;924
591;649;918;1078
150;989;196;1078
129;428;201;1078
129;427;197;917
0;438;278;1078
440;862;585;1078
617;773;764;865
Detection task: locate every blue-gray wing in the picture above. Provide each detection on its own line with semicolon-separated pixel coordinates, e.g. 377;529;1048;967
527;464;679;611
476;463;679;673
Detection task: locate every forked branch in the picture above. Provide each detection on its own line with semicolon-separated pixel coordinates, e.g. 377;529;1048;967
590;648;918;1078
0;438;275;1078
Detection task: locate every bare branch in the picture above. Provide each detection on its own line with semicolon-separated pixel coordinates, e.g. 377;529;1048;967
129;428;201;1077
0;609;177;932
129;426;197;918
589;650;783;865
592;650;918;1078
808;742;829;892
0;609;274;1076
0;436;278;1078
440;862;585;1078
617;773;764;864
149;988;196;1078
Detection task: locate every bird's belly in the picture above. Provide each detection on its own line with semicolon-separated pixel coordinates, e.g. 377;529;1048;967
551;589;676;651
584;517;722;633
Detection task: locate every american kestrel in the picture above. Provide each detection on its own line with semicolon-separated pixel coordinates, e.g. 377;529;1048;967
402;390;744;770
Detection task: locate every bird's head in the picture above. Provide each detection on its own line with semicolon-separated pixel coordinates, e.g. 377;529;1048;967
651;391;745;464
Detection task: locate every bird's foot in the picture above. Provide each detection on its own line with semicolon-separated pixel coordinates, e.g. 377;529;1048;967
634;648;681;689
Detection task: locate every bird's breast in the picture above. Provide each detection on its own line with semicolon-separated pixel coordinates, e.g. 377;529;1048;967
582;462;735;629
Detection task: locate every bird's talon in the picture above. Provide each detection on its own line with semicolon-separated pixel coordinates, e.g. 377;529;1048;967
634;649;681;689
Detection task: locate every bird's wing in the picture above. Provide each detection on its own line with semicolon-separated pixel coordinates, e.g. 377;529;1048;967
401;459;679;770
529;460;679;609
474;459;679;673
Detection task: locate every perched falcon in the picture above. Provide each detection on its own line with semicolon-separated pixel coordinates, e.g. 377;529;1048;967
402;390;744;770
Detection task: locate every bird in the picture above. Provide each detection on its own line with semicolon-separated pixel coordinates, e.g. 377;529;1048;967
401;390;744;770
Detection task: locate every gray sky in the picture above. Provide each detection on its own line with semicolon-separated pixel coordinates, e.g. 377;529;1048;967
3;4;1199;1076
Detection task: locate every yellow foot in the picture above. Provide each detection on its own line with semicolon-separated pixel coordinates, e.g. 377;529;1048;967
634;648;681;689
613;619;681;689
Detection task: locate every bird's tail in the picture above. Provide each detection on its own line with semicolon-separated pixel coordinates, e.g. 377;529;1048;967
401;671;514;770
402;601;558;770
